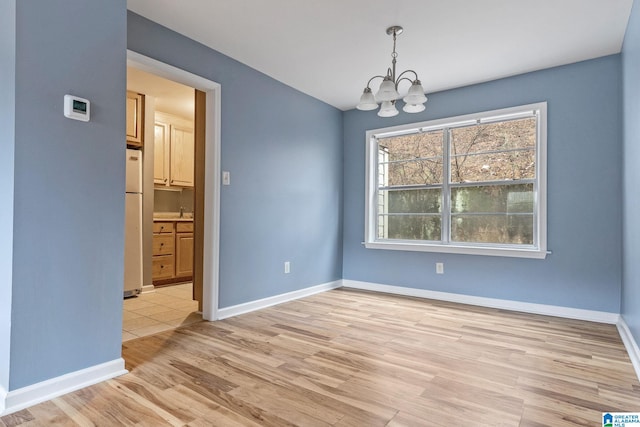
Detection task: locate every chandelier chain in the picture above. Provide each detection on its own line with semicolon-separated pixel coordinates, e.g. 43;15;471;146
392;31;398;59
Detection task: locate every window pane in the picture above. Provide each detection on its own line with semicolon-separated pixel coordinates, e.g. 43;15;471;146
385;159;443;186
451;118;536;154
379;130;443;162
378;189;442;240
384;188;442;213
450;214;534;245
451;184;534;214
379;215;442;241
451;184;534;244
450;117;536;183
450;149;534;182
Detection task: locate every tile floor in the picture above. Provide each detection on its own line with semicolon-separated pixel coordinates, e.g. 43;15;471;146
122;283;202;342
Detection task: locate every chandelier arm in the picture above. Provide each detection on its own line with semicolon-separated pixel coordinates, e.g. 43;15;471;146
365;75;386;89
395;70;419;85
395;76;415;88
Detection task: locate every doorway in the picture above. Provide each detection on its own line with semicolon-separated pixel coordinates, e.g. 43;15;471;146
124;51;221;337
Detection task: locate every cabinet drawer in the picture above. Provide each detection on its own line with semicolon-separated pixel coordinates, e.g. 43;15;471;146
153;222;174;234
176;222;193;233
153;234;174;256
152;255;174;279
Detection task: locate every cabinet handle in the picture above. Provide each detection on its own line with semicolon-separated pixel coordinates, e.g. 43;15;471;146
164;179;167;183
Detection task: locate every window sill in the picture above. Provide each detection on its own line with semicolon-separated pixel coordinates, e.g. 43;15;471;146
364;241;548;259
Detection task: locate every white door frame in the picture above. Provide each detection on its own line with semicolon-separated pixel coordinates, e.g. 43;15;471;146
127;50;221;321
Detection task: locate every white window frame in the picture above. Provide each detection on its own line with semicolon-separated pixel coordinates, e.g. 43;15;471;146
364;102;547;259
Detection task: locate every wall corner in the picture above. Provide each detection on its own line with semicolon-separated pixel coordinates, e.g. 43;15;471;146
0;0;16;404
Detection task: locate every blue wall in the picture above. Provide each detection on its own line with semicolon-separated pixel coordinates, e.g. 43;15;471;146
127;13;344;308
343;55;623;313
623;1;640;346
0;0;16;396
9;0;127;390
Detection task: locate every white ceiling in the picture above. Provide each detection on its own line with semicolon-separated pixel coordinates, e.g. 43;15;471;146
127;0;633;111
127;66;194;119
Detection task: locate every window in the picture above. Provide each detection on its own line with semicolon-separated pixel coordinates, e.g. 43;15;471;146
365;103;547;258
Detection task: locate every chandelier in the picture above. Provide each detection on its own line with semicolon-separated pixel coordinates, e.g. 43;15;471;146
357;26;427;117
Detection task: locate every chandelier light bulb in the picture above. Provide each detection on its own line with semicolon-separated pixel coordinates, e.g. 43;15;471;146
378;101;399;117
403;102;426;113
403;80;427;105
375;77;400;103
357;87;378;111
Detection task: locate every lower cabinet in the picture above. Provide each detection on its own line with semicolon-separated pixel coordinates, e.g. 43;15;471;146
152;220;193;285
152;254;175;280
175;223;194;277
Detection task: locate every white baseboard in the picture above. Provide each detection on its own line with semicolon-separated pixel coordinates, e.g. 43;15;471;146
617;317;640;382
0;384;6;414
141;284;155;294
1;358;127;417
342;280;620;324
217;280;342;320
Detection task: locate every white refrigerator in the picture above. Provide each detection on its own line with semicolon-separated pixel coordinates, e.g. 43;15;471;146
124;148;143;298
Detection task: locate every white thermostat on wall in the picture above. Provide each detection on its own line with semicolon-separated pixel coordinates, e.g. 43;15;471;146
63;94;90;122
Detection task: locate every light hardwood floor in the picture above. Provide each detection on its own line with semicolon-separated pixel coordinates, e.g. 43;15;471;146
2;289;639;426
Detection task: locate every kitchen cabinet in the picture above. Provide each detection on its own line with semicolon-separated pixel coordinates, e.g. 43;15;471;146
170;125;195;187
153;122;170;185
175;222;194;277
152;221;174;280
126;91;144;148
154;112;194;187
152;219;193;285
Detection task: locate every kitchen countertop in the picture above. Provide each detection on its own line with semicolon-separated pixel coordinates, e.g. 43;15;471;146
153;213;193;222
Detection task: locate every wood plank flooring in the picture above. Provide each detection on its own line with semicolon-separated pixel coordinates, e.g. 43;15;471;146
2;288;639;426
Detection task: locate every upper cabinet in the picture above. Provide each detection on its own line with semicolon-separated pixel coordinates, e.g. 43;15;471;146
126;91;144;148
154;112;194;188
154;122;170;185
169;124;195;187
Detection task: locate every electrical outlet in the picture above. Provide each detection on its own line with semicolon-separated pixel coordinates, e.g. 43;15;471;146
436;262;444;274
284;261;290;274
